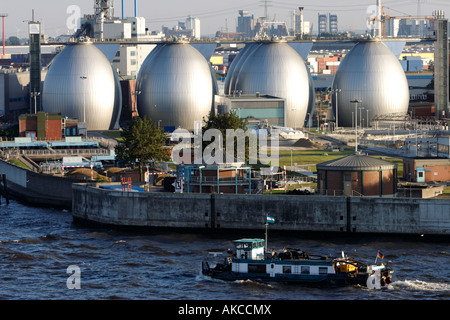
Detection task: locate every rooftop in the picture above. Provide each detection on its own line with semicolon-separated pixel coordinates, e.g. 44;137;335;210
316;153;397;171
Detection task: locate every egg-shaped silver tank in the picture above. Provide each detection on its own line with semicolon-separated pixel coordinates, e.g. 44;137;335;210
42;40;120;130
136;42;214;130
225;41;310;128
331;40;409;127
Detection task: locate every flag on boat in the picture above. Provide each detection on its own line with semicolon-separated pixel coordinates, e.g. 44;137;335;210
377;251;384;259
267;215;275;224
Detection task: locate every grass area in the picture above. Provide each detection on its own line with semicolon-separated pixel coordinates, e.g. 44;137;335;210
101;131;123;141
8;159;31;170
277;149;404;178
443;186;450;195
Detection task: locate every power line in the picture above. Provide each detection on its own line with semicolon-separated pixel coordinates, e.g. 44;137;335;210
149;2;261;23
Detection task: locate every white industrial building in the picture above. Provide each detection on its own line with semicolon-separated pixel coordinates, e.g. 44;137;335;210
112;44;156;78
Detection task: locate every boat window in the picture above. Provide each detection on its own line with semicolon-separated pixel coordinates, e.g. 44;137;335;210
282;266;291;274
301;266;310;274
319;267;328;275
248;264;266;274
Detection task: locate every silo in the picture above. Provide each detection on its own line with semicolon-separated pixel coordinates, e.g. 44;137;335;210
136;41;215;130
42;39;121;130
224;40;310;129
331;39;409;127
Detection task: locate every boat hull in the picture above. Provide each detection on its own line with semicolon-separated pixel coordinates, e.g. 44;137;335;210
202;267;369;287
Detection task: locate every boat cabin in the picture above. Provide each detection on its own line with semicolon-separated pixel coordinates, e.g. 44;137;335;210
233;239;265;260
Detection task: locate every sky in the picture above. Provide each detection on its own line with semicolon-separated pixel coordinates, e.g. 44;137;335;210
2;0;450;38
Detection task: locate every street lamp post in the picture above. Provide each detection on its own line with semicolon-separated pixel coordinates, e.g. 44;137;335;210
31;90;40;114
351;99;362;153
359;107;364;128
331;88;341;129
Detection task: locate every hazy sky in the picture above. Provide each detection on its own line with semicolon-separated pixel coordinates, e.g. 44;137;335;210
2;0;450;38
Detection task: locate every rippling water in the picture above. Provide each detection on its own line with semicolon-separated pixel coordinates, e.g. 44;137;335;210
0;200;449;300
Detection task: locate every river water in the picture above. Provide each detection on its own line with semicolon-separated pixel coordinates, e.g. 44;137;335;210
0;200;449;301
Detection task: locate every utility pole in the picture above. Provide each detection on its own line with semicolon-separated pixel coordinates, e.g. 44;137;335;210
0;13;7;59
331;88;341;129
351;100;362;153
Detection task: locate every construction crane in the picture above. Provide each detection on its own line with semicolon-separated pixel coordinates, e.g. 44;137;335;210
381;6;435;38
0;13;7;59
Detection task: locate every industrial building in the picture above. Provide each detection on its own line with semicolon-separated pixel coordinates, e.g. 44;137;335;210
317;153;398;197
176;153;254;194
0;69;48;121
18;112;79;140
77;0;165;41
403;157;450;183
111;44;156;78
236;10;255;39
215;93;286;127
318;13;338;35
292;8;312;38
162;16;201;40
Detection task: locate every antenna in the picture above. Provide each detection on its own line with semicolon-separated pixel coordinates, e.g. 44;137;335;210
261;0;271;21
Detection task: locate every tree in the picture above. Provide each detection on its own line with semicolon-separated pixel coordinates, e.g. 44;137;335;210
115;116;170;181
7;36;21;46
201;111;256;163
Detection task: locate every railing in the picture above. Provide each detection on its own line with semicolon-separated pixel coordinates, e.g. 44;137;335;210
189;176;249;185
316;189;364;197
1;148;109;157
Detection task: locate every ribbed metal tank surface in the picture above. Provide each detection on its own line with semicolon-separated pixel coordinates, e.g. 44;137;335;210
331;40;409;127
42;40;120;130
136;42;215;130
224;41;311;129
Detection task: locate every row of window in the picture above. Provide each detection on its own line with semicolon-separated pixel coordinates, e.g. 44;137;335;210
248;264;329;275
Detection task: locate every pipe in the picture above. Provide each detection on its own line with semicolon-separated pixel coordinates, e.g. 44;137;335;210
122;0;124;19
135;0;137;17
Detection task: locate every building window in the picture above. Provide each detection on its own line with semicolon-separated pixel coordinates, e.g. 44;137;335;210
283;266;292;274
319;267;328;274
301;266;310;274
131;59;137;66
130;51;136;56
248;264;266;274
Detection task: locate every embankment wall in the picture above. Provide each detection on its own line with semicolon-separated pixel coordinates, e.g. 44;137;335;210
72;184;450;236
0;159;82;208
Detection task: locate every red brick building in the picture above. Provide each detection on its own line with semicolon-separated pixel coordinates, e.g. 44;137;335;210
403;158;450;183
19;112;78;140
317;153;398;197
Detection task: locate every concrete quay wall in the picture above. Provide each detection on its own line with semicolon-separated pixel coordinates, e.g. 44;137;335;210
72;184;450;236
0;159;81;208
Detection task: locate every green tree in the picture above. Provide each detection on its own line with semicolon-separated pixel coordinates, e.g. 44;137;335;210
202;111;257;163
7;36;21;46
115;116;170;181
